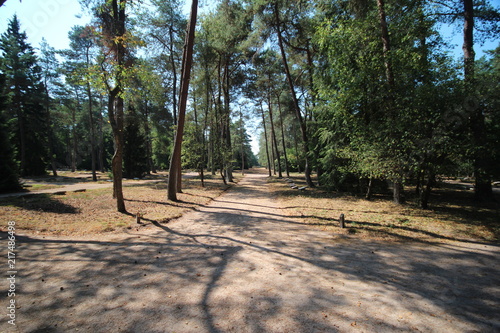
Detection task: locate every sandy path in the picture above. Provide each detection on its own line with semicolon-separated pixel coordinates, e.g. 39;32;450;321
1;172;499;332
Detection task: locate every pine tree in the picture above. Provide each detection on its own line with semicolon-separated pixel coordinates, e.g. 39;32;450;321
0;59;21;191
0;15;49;176
123;109;149;179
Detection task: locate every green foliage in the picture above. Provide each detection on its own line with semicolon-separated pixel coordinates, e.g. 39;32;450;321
0;15;50;176
0;63;21;191
123;109;149;178
313;0;466;204
476;44;500;179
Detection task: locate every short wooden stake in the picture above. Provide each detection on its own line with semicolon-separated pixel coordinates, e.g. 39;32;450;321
339;213;345;228
136;213;142;224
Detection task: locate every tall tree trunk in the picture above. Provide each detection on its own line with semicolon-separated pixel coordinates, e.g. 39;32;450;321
44;81;57;177
420;171;435;209
222;59;233;182
462;0;493;201
193;92;205;183
108;90;126;213
377;0;395;87
168;0;198;201
170;23;178;127
277;97;290;178
365;177;374;200
85;45;97;181
239;107;245;175
274;2;314;187
87;82;97;181
377;0;404;204
98;96;105;173
293;121;301;173
71;90;79;173
144;101;156;174
267;93;282;178
260;102;272;177
104;0;128;213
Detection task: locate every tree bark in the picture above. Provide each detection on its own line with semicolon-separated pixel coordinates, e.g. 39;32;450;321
365;177;373;200
260;102;272;177
167;0;198;201
71;89;79;173
144;101;156;174
87;82;97;181
277;97;290;178
377;0;404;204
108;89;126;213
420;171;435;209
274;2;314;187
267;93;282;178
170;22;178;127
377;0;395;87
462;0;493;201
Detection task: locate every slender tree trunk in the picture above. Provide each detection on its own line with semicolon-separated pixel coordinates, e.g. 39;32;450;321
239;107;245;175
293;122;301;173
365;177;373;200
420;171;435;209
377;0;395;87
104;0;128;213
144;101;156;174
260;102;272;177
14;92;26;176
462;0;493;201
222;59;233;182
87;82;97;181
108;91;126;212
193;92;205;183
71;91;79;173
267;93;282;178
98;96;105;172
274;3;314;187
170;23;178;127
167;0;198;201
278;98;290;178
377;0;404;204
44;83;57;177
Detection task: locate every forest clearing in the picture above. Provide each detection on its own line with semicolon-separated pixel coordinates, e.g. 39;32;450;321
1;0;500;332
1;168;499;242
1;170;499;332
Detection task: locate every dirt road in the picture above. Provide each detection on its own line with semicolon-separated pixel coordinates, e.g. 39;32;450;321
2;172;499;332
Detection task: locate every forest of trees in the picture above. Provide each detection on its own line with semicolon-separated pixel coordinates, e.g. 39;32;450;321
1;0;499;210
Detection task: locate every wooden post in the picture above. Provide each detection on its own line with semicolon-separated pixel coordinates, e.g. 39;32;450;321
339;213;345;228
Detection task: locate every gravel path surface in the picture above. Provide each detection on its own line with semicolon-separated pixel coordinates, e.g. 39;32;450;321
1;172;499;332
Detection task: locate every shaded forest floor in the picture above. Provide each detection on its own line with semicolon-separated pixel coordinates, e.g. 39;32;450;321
0;169;498;243
1;170;498;332
269;173;500;244
0;171;233;235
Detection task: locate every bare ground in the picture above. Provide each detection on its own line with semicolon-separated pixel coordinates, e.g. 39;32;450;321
1;171;499;332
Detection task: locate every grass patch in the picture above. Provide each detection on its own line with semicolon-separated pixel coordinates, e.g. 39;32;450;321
23;184;64;191
0;176;231;236
271;173;500;243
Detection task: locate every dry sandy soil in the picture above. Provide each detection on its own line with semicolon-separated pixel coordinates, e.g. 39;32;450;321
1;171;499;332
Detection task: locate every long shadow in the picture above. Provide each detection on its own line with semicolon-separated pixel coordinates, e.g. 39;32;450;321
8;173;500;332
148;214;500;332
0;194;80;214
349;220;500;246
9;213;500;333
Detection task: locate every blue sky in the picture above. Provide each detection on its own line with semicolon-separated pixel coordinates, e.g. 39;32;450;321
1;0;498;155
0;0;90;50
1;0;498;54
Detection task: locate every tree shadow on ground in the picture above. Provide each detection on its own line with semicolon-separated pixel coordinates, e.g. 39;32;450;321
6;173;500;332
0;194;80;214
9;217;499;333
